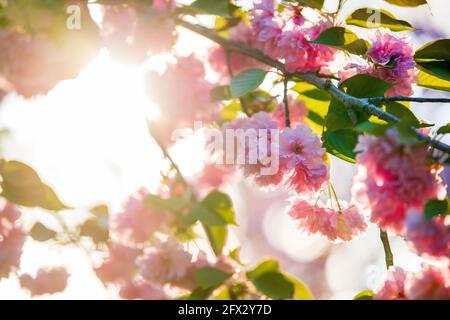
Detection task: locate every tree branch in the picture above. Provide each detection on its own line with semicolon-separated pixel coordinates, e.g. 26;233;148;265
368;96;450;104
176;18;450;154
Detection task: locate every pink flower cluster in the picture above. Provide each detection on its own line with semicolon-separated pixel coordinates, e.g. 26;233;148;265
352;129;445;235
188;163;236;198
96;185;235;299
374;266;450;300
95;237;234;300
0;200;26;279
19;267;69;297
280;126;328;193
405;208;449;261
250;0;336;73
0;29;97;97
146;55;216;145
222;112;328;190
111;188;172;246
222;111;368;241
340;30;417;97
101;0;176;64
209;21;266;81
288;197;367;242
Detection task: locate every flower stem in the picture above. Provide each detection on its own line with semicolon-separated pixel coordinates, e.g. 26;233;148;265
283;76;291;128
329;183;342;213
380;230;394;269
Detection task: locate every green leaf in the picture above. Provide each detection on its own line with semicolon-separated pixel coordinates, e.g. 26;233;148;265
80;219;109;243
190;0;237;17
204;224;228;256
246;259;311;300
383;0;427;7
144;191;191;212
229;247;241;262
310;27;369;56
353;290;374;300
356;121;391;136
325;75;392;132
394;121;420;144
285;275;314;300
424;199;450;220
192;203;226;225
323;129;358;163
194;267;231;289
292;82;330;134
181;287;215;300
340;74;394;98
346;8;414;32
437;123;450;135
211;85;232;101
417;70;450;92
221;100;244;121
246;259;280;280
290;0;324;9
249;271;294;300
29;222;57;241
230;69;268;98
0;160;69;211
415;39;450;81
202;191;236;225
383;101;421;127
192;191;236;226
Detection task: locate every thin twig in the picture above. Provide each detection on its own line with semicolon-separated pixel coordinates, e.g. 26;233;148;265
368;96;450;104
148;124;189;188
175;19;450;154
283;76;291;128
380;230;394;269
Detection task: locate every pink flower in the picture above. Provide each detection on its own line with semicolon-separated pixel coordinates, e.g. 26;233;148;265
0;200;26;279
251;0;284;57
0;29;97;97
406;266;450;300
405;209;450;260
352;129;445;234
189;164;235;198
222;112;284;188
209;22;265;81
373;267;407;300
280;125;328;193
119;279;167;300
340;30;417;97
102;1;176;63
272;97;308;128
19;267;69;296
146;55;215;133
277;26;336;73
95;243;140;284
137;238;192;285
288;197;367;242
375;265;450;300
112;188;170;245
